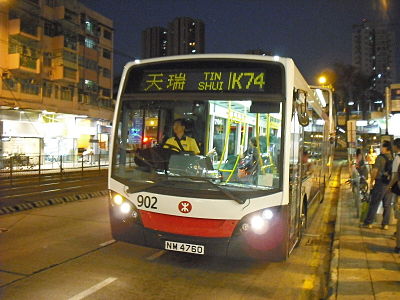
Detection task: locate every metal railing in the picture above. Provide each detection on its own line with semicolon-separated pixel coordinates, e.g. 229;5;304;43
0;154;109;178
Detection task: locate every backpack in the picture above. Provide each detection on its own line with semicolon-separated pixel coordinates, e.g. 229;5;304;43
380;154;393;184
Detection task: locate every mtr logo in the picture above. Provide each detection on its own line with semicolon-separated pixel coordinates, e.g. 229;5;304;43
178;201;192;214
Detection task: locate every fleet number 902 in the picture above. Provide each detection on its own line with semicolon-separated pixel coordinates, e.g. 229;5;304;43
137;195;158;209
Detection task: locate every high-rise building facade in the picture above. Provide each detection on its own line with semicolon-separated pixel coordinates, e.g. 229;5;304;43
141;27;168;59
141;17;204;58
352;20;396;96
167;17;204;56
0;0;114;159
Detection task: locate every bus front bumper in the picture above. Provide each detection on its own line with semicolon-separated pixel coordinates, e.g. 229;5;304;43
109;205;289;261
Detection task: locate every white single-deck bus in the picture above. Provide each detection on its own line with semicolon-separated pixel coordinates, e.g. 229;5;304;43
109;54;334;260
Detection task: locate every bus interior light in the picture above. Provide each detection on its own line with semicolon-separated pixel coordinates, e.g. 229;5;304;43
120;202;132;214
113;194;124;205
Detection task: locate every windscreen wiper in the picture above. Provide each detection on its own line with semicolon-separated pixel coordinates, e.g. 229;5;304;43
126;176;248;204
171;176;248;204
125;179;171;194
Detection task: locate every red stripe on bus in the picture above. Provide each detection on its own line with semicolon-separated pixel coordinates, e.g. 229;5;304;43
140;210;239;238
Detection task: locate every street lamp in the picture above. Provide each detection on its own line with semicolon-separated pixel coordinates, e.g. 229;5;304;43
318;76;327;85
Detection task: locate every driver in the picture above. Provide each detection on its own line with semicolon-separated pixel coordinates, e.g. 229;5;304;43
163;118;200;155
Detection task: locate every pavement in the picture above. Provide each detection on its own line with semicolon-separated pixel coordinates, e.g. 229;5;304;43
329;164;400;299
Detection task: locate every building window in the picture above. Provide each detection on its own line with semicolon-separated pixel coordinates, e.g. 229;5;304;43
103;48;111;59
78;56;97;71
43;52;52;67
80;79;98;93
82;15;99;36
102;67;111;78
64;9;77;23
63;50;77;63
63;67;77;80
60;86;74;101
2;78;18;91
102;88;111;97
44;21;55;37
85;37;97;49
45;0;56;7
43;81;52;97
103;29;112;40
64;32;77;50
54;85;59;98
20;79;39;95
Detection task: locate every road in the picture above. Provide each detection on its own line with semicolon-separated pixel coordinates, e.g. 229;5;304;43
0;171;339;300
0;170;107;209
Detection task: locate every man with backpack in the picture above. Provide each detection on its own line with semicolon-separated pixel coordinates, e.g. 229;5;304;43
387;138;400;253
363;140;394;229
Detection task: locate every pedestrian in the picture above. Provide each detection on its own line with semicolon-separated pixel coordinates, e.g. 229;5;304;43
387;138;400;253
355;148;368;181
238;137;259;185
362;140;393;229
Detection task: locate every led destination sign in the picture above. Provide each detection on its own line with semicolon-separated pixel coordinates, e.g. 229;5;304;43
139;70;266;93
125;60;285;96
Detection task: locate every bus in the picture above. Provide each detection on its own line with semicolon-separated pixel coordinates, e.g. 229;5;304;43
109;54;334;260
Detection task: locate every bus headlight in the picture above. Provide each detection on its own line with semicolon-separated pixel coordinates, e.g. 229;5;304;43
262;209;274;220
113;194;124;205
250;216;265;230
120;202;132;214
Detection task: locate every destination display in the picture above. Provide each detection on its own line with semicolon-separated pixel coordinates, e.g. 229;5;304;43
124;60;285;96
138;70;267;93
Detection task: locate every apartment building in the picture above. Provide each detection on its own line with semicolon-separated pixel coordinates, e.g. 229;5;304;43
141;17;204;58
352;20;396;97
141;27;168;59
0;0;114;158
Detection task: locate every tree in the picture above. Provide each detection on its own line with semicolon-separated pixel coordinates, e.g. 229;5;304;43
332;63;370;120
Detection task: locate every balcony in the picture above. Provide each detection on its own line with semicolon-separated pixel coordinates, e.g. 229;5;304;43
51;65;78;83
8;19;40;41
53;4;79;29
7;53;40;74
52;36;77;52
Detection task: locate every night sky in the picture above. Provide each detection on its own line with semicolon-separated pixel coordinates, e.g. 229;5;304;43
80;0;400;84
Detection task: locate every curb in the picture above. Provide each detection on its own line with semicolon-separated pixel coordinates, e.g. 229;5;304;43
0;190;109;216
327;162;346;300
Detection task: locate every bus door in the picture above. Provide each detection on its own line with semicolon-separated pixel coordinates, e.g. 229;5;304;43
289;111;304;245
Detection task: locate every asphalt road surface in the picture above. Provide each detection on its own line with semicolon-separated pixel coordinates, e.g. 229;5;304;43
0;172;339;300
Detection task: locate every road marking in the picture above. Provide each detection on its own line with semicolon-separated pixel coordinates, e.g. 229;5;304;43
303;233;320;237
146;250;166;261
99;239;116;247
68;277;117;300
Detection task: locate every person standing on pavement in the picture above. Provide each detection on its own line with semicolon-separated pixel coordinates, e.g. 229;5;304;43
363;140;393;229
387;138;400;253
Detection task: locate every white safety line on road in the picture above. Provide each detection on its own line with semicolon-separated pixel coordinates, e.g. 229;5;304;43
303;233;320;237
68;277;117;300
99;239;116;247
146;250;166;261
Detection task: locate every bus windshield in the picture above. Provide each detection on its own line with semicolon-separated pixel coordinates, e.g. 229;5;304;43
112;98;283;198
